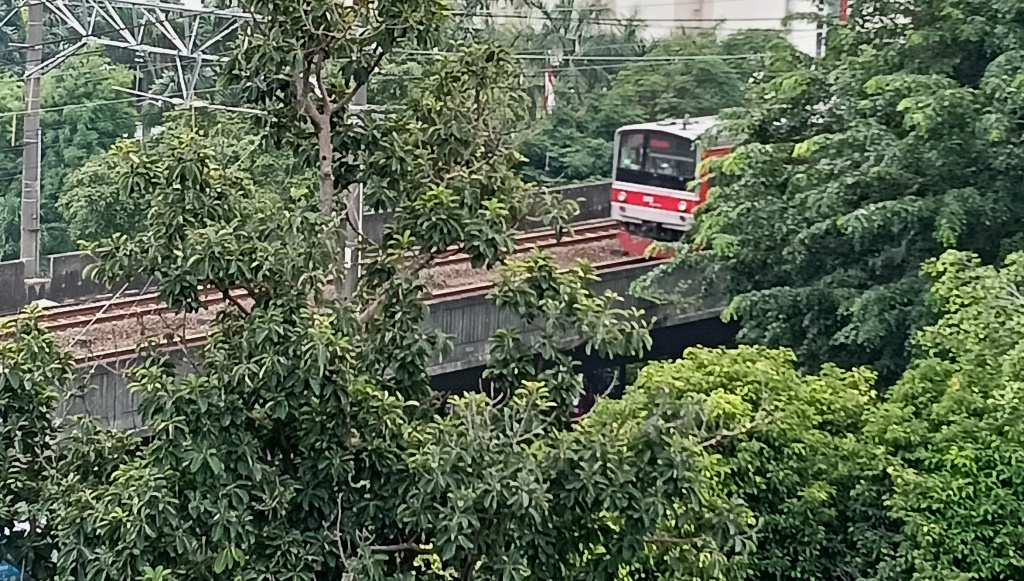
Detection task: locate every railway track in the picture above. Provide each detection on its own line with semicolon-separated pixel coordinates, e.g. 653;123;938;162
14;219;620;334
73;254;654;366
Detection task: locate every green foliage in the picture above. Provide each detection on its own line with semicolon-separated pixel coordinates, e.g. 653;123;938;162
46;58;760;578
0;310;73;581
26;4;1024;581
501;0;646;99
56;140;152;244
518;31;796;185
83;123;315;314
637;0;1024;383
0;72;22;259
631;249;1024;581
635;347;893;581
38;51;138;256
485;251;651;409
40;319;761;581
0;50;138;260
0;4;801;581
59;111;309;244
863;250;1024;581
0;0;22;72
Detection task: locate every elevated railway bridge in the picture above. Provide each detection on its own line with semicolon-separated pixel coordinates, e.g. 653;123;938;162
0;182;737;430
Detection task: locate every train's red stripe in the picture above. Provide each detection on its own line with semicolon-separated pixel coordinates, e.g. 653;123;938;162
612;187;699;214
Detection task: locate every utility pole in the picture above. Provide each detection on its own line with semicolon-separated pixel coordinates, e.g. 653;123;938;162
341;84;366;300
815;0;827;59
20;0;43;278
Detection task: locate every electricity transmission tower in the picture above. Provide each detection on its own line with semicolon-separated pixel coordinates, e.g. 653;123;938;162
18;0;254;276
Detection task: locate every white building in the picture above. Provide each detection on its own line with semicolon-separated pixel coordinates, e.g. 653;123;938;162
488;0;834;57
607;0;825;55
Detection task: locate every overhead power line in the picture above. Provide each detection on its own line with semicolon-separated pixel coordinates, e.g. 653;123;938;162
456;0;791;11
454;12;819;24
395;50;770;62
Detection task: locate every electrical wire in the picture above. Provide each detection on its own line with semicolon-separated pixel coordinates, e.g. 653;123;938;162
457;0;802;11
394;49;769;61
0;112;145;155
452;12;821;24
0;48;208;79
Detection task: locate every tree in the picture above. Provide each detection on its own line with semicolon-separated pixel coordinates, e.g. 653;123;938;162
503;0;646;98
0;0;19;72
58;111;310;244
862;249;1024;580
635;0;1024;383
0;50;138;261
625;250;1024;581
0;311;73;581
0;72;22;260
518;30;795;185
634;347;894;581
605;31;787;125
38;51;138;256
12;1;774;576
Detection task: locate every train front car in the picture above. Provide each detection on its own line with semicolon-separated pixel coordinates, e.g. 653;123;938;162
610;116;730;256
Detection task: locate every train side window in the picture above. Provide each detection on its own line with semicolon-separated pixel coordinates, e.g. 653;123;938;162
618;133;645;171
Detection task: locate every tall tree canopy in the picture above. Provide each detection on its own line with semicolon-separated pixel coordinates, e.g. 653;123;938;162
635;347;891;581
625;248;1024;581
58;111;308;244
863;249;1024;580
636;0;1024;383
0;50;137;260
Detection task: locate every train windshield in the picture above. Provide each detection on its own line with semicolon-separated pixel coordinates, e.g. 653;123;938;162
615;130;696;192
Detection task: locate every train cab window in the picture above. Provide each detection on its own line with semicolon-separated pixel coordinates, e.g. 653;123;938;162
615;130;696;192
645;136;695;179
617;132;645;172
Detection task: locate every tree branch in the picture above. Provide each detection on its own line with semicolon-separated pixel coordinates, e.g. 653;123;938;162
220;287;251;316
370;543;430;555
698;412;780;449
334;494;351;575
355;246;465;325
314;53;337;117
295;58;325;125
646;536;702;545
337;49;387;112
460;553;478;581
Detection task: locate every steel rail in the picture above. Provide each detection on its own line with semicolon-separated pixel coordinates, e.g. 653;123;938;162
15;220;620;332
73;254;659;366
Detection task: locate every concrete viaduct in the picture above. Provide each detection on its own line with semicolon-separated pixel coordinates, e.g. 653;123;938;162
0;182;737;430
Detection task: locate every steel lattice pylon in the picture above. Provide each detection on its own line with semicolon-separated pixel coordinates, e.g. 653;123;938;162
31;0;254;104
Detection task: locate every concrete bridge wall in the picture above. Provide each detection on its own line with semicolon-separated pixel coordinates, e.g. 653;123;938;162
67;261;728;430
424;261;725;376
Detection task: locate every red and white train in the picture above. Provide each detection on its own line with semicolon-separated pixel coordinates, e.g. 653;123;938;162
610;116;732;255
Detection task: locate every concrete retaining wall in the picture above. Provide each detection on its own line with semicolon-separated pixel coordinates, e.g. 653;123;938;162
61;358;144;432
1;253;150;316
424;261;722;376
0;260;26;313
48;252;110;303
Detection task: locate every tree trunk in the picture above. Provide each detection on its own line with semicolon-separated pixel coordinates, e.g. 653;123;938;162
316;115;347;300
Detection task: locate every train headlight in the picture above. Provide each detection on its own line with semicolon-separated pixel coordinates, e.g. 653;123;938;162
678;200;687;212
617;191;627;202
